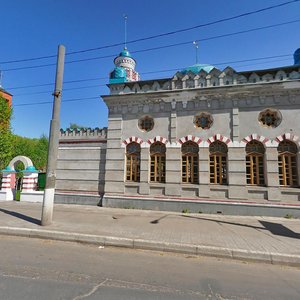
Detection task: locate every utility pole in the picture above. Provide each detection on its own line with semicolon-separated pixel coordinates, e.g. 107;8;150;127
41;45;65;226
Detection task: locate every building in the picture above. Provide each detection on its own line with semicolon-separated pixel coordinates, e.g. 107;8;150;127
0;87;12;107
56;48;300;216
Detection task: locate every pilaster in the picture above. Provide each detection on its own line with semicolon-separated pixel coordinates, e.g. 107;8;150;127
170;111;177;143
228;147;247;199
165;147;181;196
199;148;210;197
231;108;239;142
265;147;281;201
139;147;150;195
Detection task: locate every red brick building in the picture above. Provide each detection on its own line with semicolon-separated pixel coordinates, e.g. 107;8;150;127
0;87;12;106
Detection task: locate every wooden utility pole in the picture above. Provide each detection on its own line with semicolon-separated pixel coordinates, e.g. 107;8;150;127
41;45;65;226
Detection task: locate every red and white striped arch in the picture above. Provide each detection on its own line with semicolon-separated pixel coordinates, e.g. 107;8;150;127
147;136;168;145
241;134;269;145
178;135;202;145
273;133;299;147
207;134;231;145
122;136;143;147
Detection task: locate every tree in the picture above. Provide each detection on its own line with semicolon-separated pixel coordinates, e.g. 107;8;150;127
11;134;49;171
0;96;13;169
69;123;87;130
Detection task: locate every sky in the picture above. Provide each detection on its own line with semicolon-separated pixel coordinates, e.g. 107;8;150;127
1;0;299;138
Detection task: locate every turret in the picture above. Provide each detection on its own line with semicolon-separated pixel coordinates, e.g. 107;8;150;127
109;48;140;83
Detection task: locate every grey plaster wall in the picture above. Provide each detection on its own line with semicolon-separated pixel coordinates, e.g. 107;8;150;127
102;78;300;204
55;128;107;196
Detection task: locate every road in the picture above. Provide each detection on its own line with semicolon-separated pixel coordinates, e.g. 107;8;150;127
0;236;299;300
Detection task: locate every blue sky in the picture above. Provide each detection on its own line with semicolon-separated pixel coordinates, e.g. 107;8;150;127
1;0;299;138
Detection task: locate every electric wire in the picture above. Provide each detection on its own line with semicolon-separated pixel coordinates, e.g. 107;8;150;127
14;96;100;107
9;53;293;93
1;0;298;65
13;56;295;107
2;18;299;73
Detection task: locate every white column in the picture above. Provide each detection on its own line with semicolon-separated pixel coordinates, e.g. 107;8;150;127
0;171;16;201
22;172;38;192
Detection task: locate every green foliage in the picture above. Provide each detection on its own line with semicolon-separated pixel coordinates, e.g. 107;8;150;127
69;123;87;130
182;208;190;214
11;134;49;171
284;214;293;219
0;96;48;171
0;96;13;169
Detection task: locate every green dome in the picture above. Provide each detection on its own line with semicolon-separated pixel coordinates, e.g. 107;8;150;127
181;64;215;74
119;48;132;58
110;67;126;79
294;48;300;65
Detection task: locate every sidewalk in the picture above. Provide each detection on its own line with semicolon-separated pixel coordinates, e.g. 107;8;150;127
0;201;300;266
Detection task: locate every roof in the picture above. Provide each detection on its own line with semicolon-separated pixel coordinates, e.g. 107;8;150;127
0;87;12;96
180;64;215;74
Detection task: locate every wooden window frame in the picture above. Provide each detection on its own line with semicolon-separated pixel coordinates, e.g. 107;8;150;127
181;142;199;184
246;141;265;186
150;142;166;183
126;143;141;182
278;140;298;187
209;141;228;185
138;116;154;132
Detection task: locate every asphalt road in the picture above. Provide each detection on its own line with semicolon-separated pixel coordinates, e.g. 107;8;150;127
0;236;299;300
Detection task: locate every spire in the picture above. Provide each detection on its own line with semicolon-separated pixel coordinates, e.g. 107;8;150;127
193;41;199;64
123;14;128;50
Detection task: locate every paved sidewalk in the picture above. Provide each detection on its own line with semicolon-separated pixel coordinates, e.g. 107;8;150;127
0;201;300;266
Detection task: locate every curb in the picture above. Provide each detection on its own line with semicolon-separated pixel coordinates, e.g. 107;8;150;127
0;226;299;267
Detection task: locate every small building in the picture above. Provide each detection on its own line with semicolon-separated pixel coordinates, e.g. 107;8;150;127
56;48;300;216
0;87;12;107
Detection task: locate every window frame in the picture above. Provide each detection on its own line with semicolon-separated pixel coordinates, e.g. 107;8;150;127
126;142;141;182
245;140;265;186
150;142;166;183
209;141;228;185
138;116;154;132
278;140;298;187
181;141;199;184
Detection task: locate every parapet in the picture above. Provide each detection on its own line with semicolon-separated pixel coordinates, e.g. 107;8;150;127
59;127;107;142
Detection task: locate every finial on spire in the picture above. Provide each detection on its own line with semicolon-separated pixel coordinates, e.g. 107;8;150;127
193;41;199;64
123;14;128;50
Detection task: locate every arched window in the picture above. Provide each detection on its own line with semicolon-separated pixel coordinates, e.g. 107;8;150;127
246;141;265;185
209;141;228;184
278;140;298;187
126;142;140;182
150;142;166;183
182;142;199;184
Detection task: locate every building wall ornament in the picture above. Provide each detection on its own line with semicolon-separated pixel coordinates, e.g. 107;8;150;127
122;136;143;147
147;136;168;145
178;135;202;145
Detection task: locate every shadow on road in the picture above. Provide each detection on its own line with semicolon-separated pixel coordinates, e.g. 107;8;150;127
259;221;300;239
180;214;300;239
150;214;170;224
0;208;40;225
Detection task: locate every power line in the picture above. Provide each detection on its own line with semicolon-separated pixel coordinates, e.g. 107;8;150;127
13;57;294;107
14;96;100;107
13;84;106;96
7;77;107;90
1;0;299;65
8;53;293;92
2;17;299;73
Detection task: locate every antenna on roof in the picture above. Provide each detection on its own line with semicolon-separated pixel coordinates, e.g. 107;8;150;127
193;41;199;64
123;14;128;50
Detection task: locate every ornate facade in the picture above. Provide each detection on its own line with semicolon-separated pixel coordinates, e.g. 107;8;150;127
56;48;300;215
